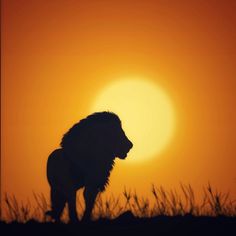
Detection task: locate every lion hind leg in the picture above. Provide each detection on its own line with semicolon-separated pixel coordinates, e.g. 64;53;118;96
47;188;66;222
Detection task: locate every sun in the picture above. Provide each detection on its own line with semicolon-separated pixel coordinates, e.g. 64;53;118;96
91;78;175;163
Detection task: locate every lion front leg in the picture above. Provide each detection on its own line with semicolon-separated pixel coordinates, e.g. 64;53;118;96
82;186;99;221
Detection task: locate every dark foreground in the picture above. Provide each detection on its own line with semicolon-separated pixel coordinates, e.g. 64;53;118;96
1;214;236;236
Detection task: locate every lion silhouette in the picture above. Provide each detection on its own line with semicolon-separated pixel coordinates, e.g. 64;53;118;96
46;112;133;222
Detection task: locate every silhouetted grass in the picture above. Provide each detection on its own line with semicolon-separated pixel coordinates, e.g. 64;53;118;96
1;184;236;223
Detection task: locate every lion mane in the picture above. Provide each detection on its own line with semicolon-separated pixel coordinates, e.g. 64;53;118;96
60;111;124;191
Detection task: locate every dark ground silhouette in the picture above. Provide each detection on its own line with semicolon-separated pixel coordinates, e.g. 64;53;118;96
1;213;235;236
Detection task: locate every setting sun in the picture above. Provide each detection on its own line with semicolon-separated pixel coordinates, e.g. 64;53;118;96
91;79;175;163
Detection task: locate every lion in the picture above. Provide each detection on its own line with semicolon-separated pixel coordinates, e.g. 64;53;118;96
46;112;133;222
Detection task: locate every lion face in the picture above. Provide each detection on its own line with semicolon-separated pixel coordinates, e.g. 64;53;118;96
107;122;133;159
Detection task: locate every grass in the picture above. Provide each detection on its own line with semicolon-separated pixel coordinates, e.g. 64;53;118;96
1;183;236;223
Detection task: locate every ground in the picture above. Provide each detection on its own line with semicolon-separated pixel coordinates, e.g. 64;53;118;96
1;214;235;236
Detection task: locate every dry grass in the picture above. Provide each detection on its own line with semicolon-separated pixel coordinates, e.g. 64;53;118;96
1;184;236;222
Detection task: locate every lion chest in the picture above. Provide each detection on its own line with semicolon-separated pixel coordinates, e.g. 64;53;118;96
69;158;114;191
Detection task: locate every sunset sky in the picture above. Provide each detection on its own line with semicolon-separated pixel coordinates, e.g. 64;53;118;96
2;0;236;204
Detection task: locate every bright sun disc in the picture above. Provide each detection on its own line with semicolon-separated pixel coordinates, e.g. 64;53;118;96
91;78;175;163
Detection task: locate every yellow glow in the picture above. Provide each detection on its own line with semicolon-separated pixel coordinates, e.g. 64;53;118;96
91;78;175;163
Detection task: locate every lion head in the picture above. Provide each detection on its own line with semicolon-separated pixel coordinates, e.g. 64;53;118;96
60;112;133;162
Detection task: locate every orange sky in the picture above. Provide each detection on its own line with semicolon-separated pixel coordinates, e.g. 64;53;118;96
1;0;236;203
